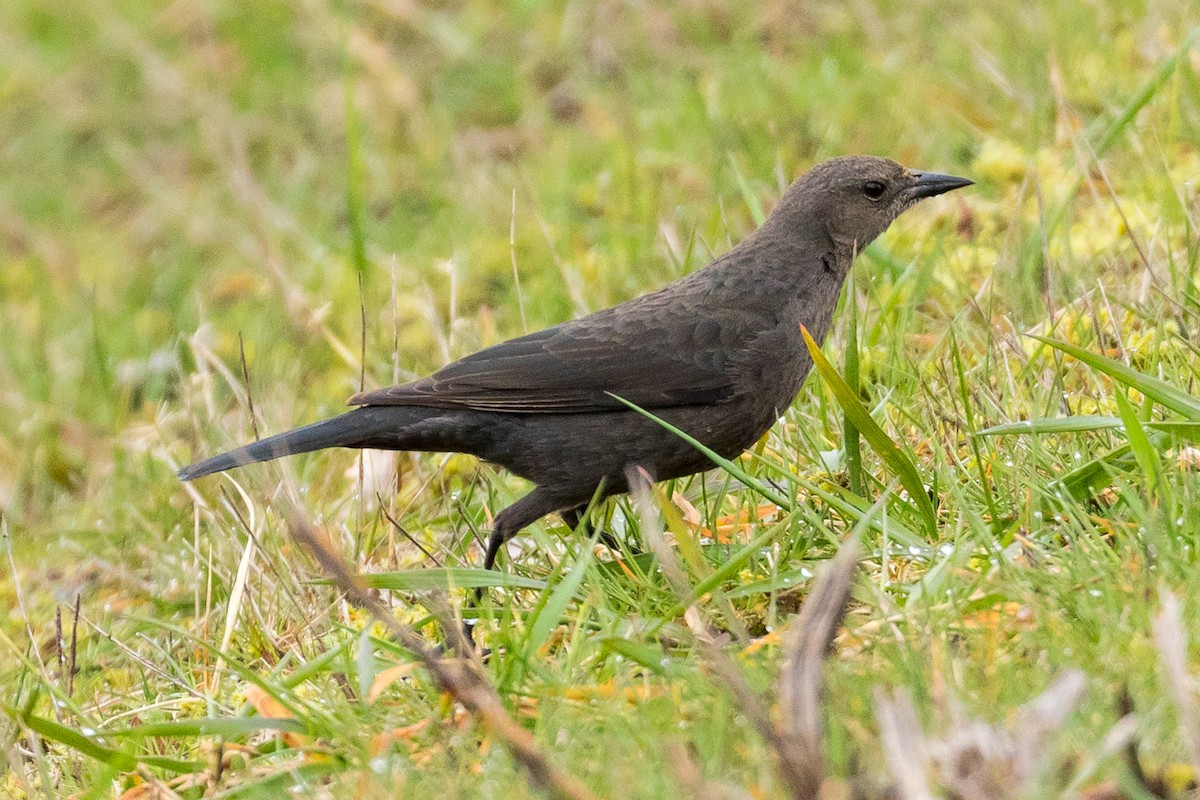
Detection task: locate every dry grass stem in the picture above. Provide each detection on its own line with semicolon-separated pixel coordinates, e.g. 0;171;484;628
287;512;599;800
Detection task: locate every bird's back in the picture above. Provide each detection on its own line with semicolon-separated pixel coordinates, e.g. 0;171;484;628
350;230;835;424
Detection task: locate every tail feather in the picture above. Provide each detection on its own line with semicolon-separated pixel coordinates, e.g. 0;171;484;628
179;409;382;481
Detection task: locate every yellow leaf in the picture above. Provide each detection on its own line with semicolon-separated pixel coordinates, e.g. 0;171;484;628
698;504;780;544
244;685;307;748
368;662;422;703
369;719;431;754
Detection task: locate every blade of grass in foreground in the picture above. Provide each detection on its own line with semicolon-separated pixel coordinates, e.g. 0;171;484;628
977;415;1129;436
1049;433;1168;501
735;446;930;551
1114;388;1170;507
1029;335;1200;419
950;330;1002;539
843;284;865;496
978;417;1200;439
106;717;308;739
4;704;202;774
1054;442;1135;500
348;568;548;592
802;479;929;553
984;427;1169;502
604;394;793;510
801;325;937;536
598;637;680;676
524;528;599;656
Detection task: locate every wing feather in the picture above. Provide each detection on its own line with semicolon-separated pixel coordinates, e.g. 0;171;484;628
349;301;763;414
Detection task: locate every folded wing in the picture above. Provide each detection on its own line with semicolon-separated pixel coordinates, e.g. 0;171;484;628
350;302;762;414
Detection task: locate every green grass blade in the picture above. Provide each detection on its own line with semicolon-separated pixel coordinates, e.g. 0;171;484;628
107;717;308;739
1114;388;1165;500
727;153;765;226
605;395;794;510
1030;335;1200;420
677;521;788;607
524;534;596;655
800;479;930;552
1088;26;1200;158
1027;30;1197;275
976;415;1124;436
342;52;368;278
1048;427;1171;501
282;638;354;690
1051;442;1132;499
802;325;937;535
349;568;548;592
5;706;202;774
1148;421;1200;439
843;284;865;496
598;637;676;676
980;416;1200;441
949;330;1002;539
356;626;376;702
723;566;812;598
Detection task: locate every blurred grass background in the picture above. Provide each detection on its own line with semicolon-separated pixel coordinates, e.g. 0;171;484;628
1;0;1199;796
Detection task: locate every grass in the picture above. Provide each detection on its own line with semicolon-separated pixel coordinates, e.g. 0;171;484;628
2;0;1200;796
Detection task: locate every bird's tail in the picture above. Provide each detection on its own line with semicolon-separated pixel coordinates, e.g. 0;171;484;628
179;408;397;481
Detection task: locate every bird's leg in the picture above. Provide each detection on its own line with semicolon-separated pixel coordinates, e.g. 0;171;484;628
561;504;641;557
559;505;585;535
467;489;564;647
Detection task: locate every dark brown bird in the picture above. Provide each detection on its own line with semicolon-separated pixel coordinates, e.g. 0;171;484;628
180;156;971;573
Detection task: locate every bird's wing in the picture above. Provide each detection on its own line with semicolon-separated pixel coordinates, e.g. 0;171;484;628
349;300;763;414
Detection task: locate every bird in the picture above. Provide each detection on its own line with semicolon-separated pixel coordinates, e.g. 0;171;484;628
179;155;971;575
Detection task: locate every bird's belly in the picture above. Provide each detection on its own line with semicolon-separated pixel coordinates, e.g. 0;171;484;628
485;401;784;503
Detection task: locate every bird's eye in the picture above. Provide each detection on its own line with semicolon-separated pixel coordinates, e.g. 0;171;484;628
863;181;886;201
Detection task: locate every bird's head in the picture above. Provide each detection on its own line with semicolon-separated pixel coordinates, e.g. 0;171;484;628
768;155;973;258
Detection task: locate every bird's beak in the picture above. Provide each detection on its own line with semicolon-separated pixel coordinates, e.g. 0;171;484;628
907;171;974;200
